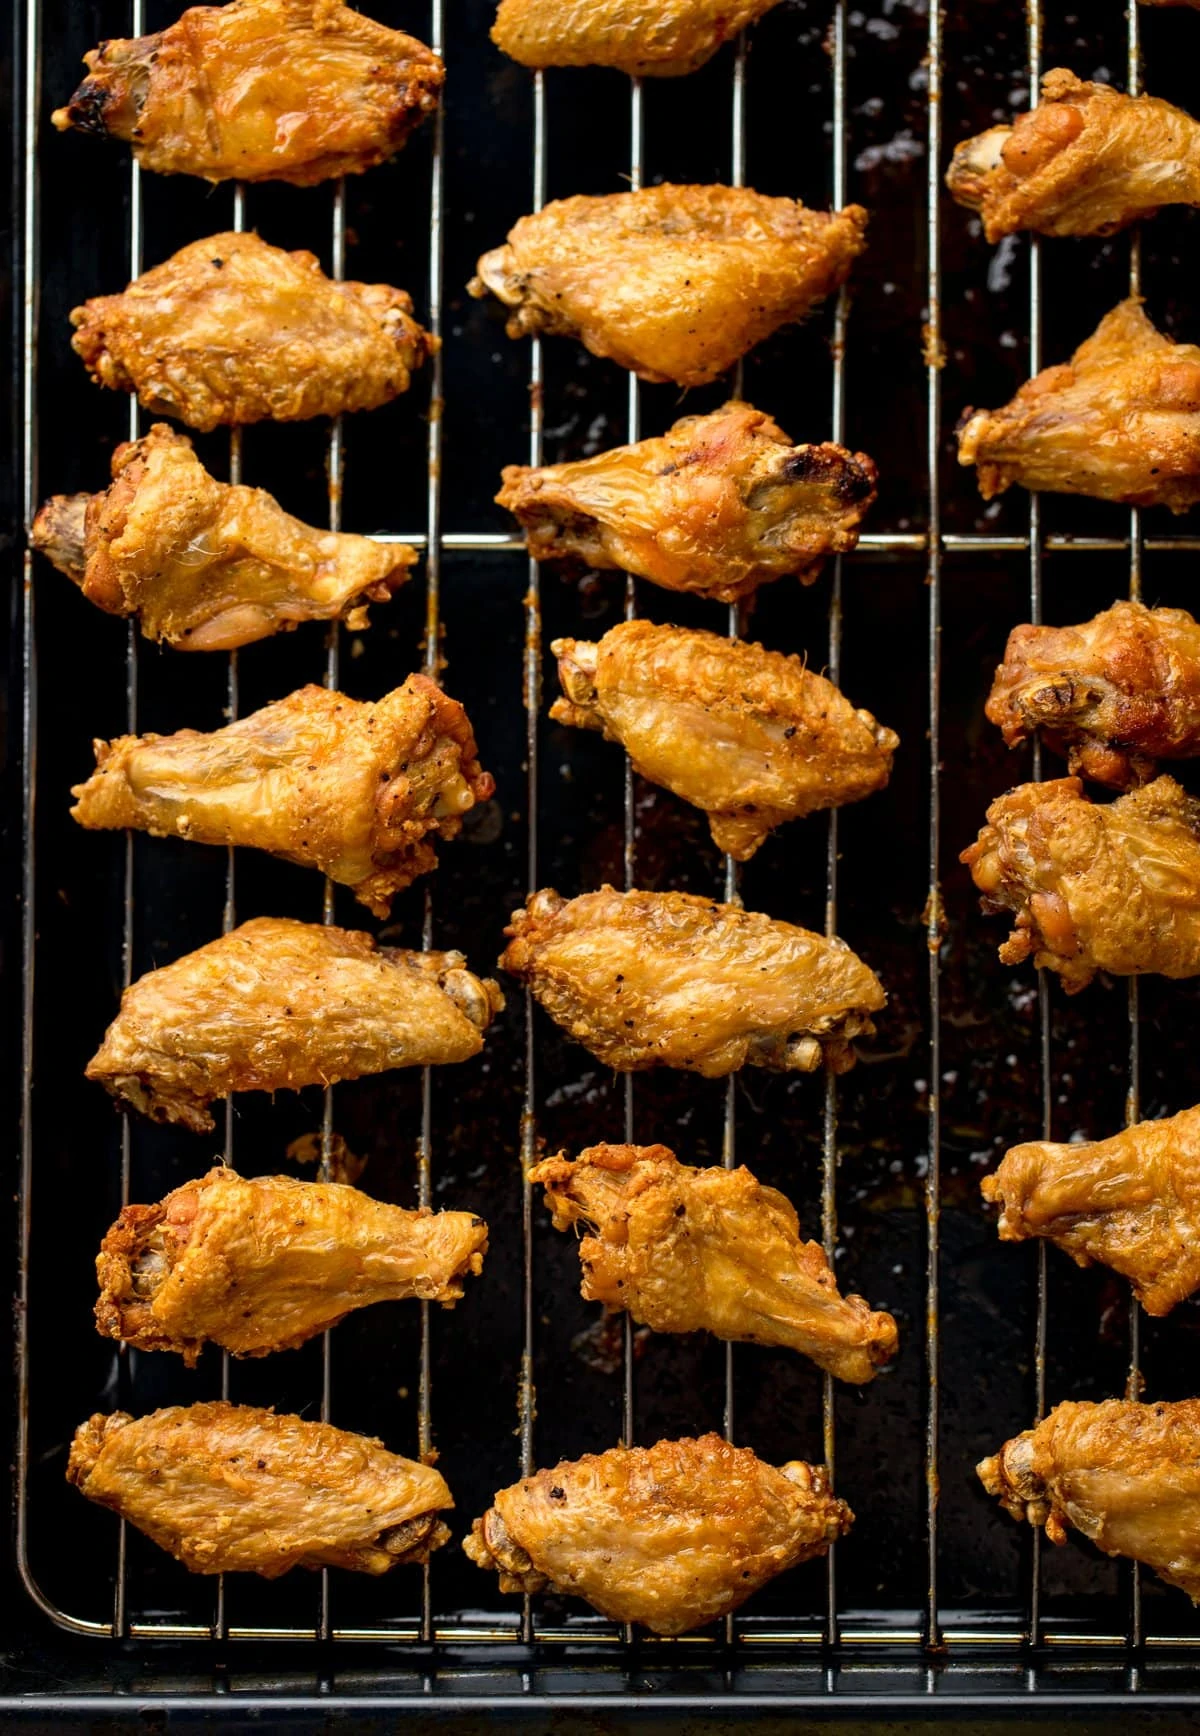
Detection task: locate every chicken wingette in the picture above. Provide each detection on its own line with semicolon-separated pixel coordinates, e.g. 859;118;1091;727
982;1105;1200;1315
463;1434;851;1634
958;300;1200;511
86;916;503;1132
530;1143;898;1382
469;185;867;387
498;402;877;602
52;0;443;185
980;1400;1200;1603
946;69;1200;240
96;1166;488;1363
71;677;493;917
986;601;1200;788
31;425;413;650
72;231;434;431
501;886;885;1076
551;622;897;858
491;0;783;76
961;775;1200;992
69;1403;452;1577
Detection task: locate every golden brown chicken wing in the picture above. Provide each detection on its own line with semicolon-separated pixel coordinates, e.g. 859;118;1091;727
958;300;1200;511
86;916;503;1132
497;403;877;603
979;1400;1200;1602
946;69;1200;240
463;1434;850;1634
69;1402;451;1577
550;621;897;859
986;601;1200;788
96;1166;488;1364
500;886;885;1075
31;426;412;651
530;1142;898;1382
982;1105;1200;1315
469;186;867;387
961;775;1200;993
52;0;443;185
72;231;434;431
491;0;783;76
71;676;492;917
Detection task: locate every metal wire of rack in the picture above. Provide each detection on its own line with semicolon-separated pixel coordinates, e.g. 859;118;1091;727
14;0;1200;1685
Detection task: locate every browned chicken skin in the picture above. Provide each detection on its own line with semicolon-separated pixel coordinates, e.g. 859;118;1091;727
52;0;443;185
31;426;412;650
469;186;868;387
463;1434;851;1633
961;775;1200;992
71;676;493;917
96;1166;488;1363
86;916;503;1132
958;300;1200;511
491;0;783;76
498;403;877;602
71;231;435;431
982;1105;1200;1316
987;601;1200;788
500;886;885;1076
530;1143;898;1382
980;1400;1200;1602
68;1402;451;1577
551;621;897;858
946;70;1200;240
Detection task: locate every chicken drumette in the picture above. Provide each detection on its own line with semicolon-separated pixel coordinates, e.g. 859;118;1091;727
987;601;1200;788
32;426;412;650
961;775;1200;992
530;1142;898;1382
69;1402;452;1577
71;676;493;916
501;887;885;1076
463;1434;851;1634
96;1166;488;1363
980;1400;1200;1603
551;621;897;858
491;0;783;76
469;186;867;387
947;69;1200;240
498;403;877;603
958;300;1200;512
52;0;443;185
87;916;503;1132
72;231;434;430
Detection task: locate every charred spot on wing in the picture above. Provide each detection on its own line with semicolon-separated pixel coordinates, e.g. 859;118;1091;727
64;81;117;135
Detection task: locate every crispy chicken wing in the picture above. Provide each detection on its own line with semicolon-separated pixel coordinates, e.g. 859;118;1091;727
52;0;442;185
469;186;867;387
96;1166;488;1363
86;916;503;1132
497;403;877;602
530;1142;898;1382
31;426;412;650
550;621;897;859
958;300;1200;511
463;1434;850;1633
491;0;782;76
946;69;1200;240
987;601;1200;788
982;1105;1200;1315
500;886;885;1076
979;1400;1200;1602
69;1402;451;1577
71;231;434;431
71;676;492;917
961;775;1200;992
